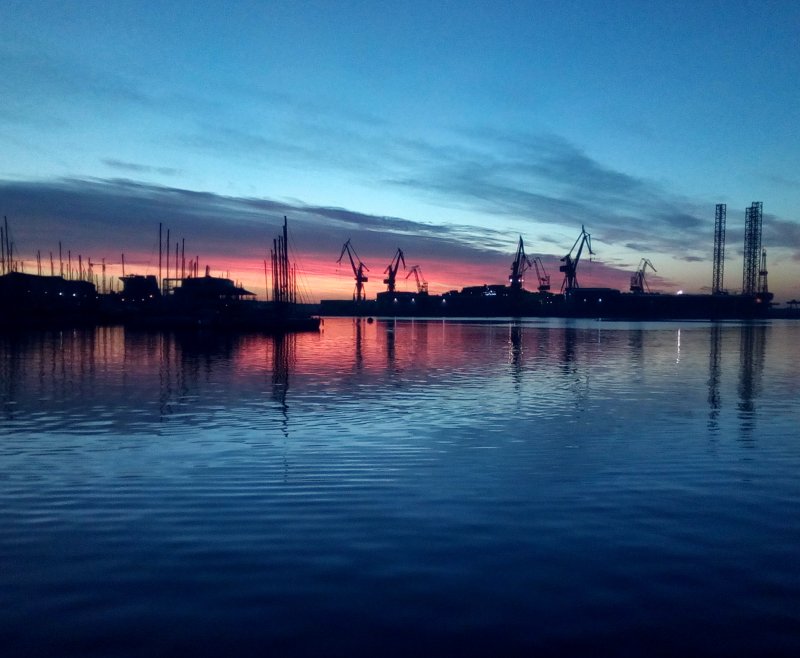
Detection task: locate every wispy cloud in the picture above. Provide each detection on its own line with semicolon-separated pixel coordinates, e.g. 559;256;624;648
763;173;800;188
0;178;525;272
3;44;730;271
103;159;181;177
0;48;152;127
386;129;717;259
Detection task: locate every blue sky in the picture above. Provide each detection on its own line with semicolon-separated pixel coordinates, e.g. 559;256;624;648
1;0;799;301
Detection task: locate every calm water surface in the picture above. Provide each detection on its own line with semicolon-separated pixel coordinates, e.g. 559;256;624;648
1;318;799;656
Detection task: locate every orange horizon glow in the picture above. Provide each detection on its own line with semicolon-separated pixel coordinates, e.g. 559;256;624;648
2;249;690;302
13;246;798;304
41;250;531;302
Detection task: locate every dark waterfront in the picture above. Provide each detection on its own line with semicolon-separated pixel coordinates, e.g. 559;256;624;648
1;318;799;656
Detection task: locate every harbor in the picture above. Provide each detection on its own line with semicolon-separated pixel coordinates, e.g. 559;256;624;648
5;3;800;656
323;204;782;320
0;216;320;332
2;202;796;328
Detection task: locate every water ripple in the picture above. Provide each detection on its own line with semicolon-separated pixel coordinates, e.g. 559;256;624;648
1;320;799;656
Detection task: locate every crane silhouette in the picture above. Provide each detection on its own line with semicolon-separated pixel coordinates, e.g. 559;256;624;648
559;225;594;292
383;248;406;293
337;239;369;302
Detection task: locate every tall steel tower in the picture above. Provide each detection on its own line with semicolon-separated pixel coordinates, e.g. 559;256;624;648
758;248;769;295
712;203;726;294
742;201;763;296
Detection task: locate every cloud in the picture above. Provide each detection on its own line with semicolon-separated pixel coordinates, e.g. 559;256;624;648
764;215;800;252
162;114;800;276
0;48;152;127
386;129;714;258
0;178;528;275
764;173;800;188
103;159;181;177
178;113;396;180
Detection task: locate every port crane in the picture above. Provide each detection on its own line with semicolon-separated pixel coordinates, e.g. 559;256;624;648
559;225;594;292
337;239;369;302
532;256;551;292
406;265;428;294
630;258;656;293
383;248;406;293
509;236;551;293
509;236;532;292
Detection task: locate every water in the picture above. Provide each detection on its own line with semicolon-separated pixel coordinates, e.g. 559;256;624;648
1;318;799;656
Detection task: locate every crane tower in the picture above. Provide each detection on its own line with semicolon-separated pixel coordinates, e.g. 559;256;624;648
337;239;369;302
509;236;531;292
383;248;406;293
559;226;593;292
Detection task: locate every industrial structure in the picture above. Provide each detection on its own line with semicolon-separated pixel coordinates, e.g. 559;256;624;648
712;203;726;294
630;258;657;293
507;236;551;293
509;236;531;292
742;201;763;296
559;225;593;292
0;215;319;331
406;265;428;294
322;206;780;319
759;248;769;296
2;194;789;325
1;217;13;275
337;239;369;302
383;248;406;293
531;257;551;293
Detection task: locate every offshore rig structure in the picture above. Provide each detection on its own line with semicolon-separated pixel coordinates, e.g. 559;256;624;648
321;202;777;319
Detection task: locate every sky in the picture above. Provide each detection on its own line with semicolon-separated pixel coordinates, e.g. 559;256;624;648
1;0;799;303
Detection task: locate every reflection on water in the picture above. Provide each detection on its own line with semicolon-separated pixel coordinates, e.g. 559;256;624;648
354;316;364;371
272;333;293;437
509;323;523;388
738;323;767;438
1;319;799;656
0;320;794;454
708;323;722;431
385;318;396;369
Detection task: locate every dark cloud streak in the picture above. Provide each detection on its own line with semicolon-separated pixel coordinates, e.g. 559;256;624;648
388;129;715;259
103;160;181;177
0;178;526;273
